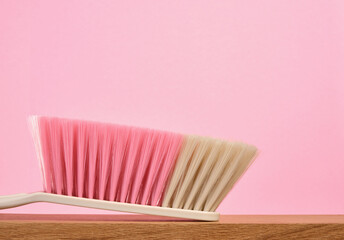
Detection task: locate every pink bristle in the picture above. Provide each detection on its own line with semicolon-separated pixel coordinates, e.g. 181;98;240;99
107;127;119;201
37;117;54;193
148;133;171;205
98;124;114;200
129;130;158;204
119;128;145;203
109;126;130;202
33;117;185;207
61;119;76;196
87;123;98;199
140;132;170;205
49;118;65;195
150;134;184;206
76;121;88;198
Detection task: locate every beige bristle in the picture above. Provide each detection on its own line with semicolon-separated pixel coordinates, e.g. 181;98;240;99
171;137;213;209
161;136;199;208
208;145;257;211
162;136;257;212
183;139;222;210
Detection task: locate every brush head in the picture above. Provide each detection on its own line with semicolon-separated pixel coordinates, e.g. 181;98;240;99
28;116;257;212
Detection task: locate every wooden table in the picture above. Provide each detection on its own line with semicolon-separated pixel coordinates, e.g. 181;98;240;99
0;214;343;239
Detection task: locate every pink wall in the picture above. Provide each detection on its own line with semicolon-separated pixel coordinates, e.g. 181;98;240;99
1;0;343;214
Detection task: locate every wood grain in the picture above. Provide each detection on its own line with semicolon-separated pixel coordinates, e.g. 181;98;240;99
0;214;343;239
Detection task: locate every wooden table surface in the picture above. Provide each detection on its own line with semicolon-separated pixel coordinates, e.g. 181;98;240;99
1;214;343;239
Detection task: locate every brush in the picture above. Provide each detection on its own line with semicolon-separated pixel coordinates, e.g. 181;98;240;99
0;116;257;221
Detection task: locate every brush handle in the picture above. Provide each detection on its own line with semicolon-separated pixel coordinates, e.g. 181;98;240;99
0;192;219;221
0;193;35;209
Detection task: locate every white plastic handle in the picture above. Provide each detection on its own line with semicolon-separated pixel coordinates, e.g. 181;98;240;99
0;193;35;209
0;192;219;221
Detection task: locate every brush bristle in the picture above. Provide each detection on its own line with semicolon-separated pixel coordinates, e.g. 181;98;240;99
28;116;257;211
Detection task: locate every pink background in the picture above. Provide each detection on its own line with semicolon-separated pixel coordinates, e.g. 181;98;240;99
1;1;343;214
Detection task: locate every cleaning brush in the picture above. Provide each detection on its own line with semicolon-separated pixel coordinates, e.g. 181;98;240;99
0;116;257;221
